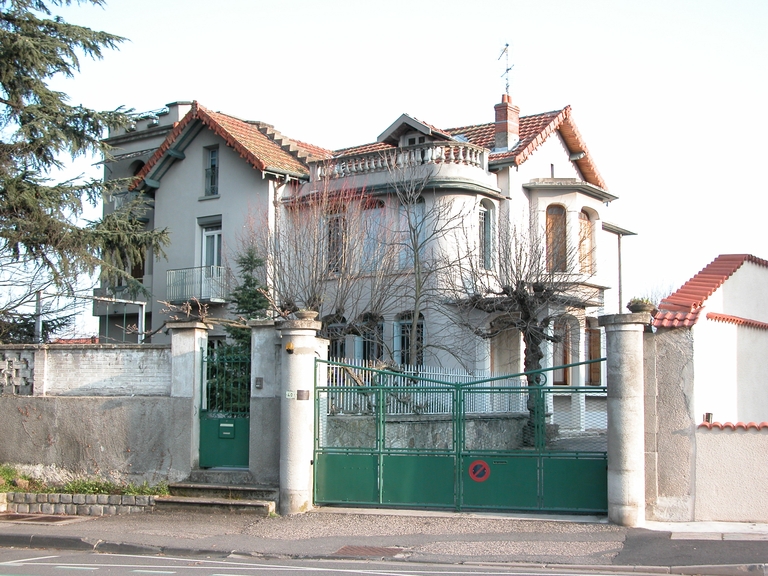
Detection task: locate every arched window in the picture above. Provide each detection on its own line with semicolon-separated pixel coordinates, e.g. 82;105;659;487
357;312;384;362
546;205;566;273
579;210;594;274
479;200;494;270
322;314;347;359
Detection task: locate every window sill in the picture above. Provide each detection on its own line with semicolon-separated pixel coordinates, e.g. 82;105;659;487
199;194;219;202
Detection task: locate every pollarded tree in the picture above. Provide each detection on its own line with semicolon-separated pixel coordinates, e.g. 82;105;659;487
0;0;168;330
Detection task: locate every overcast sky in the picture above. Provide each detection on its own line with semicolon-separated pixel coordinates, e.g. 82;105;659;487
51;0;768;327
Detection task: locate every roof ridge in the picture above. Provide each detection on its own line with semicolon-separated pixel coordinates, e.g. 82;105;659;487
255;123;310;162
446;108;569;133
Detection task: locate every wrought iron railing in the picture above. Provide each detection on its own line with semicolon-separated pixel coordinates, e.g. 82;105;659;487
166;266;231;303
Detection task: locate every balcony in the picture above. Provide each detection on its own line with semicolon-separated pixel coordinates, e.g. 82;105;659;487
166;266;232;304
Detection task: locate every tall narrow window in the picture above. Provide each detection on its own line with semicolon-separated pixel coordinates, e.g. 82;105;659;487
327;213;346;273
360;313;384;362
399;198;425;269
362;200;385;272
205;147;218;196
546;205;566;273
552;318;570;385
201;224;223;300
396;312;424;366
579;210;594;274
479;200;493;270
585;318;602;385
323;316;347;359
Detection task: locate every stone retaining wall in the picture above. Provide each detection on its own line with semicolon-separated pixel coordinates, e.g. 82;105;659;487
0;492;155;516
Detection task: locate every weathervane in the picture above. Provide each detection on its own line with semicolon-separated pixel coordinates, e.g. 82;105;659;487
498;43;513;95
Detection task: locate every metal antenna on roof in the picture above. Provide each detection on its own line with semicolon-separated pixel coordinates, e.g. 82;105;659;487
498;43;513;96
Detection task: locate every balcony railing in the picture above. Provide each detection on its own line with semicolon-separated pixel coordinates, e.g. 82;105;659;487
205;167;218;196
311;142;488;181
166;266;231;303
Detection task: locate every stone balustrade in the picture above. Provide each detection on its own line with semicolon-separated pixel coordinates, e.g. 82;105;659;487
312;142;488;181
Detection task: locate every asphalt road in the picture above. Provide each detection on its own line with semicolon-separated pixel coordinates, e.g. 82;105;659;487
0;550;640;576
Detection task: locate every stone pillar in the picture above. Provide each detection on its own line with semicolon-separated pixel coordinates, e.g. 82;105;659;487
248;319;281;486
276;315;326;515
598;313;650;527
168;321;210;471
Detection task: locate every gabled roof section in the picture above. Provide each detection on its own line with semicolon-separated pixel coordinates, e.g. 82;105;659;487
447;106;607;190
377;114;454;146
653;254;768;328
131;102;317;190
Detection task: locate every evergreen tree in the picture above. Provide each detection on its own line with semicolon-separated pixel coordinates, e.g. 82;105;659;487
0;0;169;332
224;245;268;349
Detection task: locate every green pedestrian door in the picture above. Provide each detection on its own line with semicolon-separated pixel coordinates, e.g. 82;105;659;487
314;359;607;513
199;346;250;468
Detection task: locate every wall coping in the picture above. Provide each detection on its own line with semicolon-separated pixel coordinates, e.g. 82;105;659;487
598;312;652;327
0;344;170;351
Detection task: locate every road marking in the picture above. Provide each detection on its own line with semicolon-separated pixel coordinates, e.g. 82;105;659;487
0;555;59;565
131;571;176;574
55;567;99;571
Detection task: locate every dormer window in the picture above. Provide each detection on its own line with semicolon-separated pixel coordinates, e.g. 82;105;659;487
406;135;427;146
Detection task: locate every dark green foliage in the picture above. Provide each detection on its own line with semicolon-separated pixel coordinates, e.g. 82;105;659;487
0;309;73;342
224;245;268;348
0;0;168;317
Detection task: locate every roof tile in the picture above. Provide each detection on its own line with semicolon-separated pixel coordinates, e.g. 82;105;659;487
699;421;768;431
654;254;768;328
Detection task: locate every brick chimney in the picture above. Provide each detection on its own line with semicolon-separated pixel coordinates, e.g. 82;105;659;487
494;94;520;151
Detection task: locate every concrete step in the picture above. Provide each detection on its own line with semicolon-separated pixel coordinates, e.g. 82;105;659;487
154;495;275;516
168;482;278;501
186;468;255;485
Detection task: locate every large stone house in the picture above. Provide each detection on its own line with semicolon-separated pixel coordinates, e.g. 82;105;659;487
95;95;632;382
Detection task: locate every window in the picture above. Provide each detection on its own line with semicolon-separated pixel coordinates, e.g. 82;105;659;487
362;200;385;271
579;210;594;274
479;200;494;270
546;205;567;273
585;318;602;385
205;147;218;196
396;312;424;366
203;224;222;268
399;198;425;269
327;213;346;273
552;318;570;385
359;313;384;362
323;316;347;359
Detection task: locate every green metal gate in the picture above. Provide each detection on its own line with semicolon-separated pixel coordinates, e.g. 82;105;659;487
199;346;250;468
314;359;607;513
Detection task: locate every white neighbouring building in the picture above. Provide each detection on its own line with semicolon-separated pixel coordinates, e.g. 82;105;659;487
95;95;633;384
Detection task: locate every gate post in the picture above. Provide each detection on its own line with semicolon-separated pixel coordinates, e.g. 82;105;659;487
168;321;210;472
598;313;650;527
277;315;327;515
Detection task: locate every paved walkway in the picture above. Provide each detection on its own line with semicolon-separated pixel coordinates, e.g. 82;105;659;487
1;508;767;575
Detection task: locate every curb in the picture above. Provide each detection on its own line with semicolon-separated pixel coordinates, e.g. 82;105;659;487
1;533;765;576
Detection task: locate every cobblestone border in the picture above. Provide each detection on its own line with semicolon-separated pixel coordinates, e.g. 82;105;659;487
0;492;155;516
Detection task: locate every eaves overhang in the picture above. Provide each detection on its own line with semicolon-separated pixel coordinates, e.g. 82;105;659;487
522;179;618;203
602;222;637;236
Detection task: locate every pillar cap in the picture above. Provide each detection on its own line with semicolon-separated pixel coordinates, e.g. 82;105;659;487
247;318;276;328
276;319;322;332
166;321;212;331
598;313;652;327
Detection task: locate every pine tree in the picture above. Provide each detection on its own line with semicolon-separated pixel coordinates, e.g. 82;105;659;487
0;0;169;333
224;245;268;350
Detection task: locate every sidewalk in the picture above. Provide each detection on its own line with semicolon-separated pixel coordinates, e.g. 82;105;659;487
1;507;768;575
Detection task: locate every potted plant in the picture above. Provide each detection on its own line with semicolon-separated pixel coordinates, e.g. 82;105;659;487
626;297;657;314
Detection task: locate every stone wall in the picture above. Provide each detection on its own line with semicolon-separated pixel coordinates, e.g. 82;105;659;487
0;344;172;397
0;492;155;516
0;396;192;484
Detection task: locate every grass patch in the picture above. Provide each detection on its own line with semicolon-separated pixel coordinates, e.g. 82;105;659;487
0;464;169;496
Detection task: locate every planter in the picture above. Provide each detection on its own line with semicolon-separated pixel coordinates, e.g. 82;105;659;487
294;310;319;321
626;302;656;314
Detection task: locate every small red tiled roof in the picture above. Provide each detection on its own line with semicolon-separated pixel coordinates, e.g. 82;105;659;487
699;421;768;430
653;254;768;328
131;102;311;189
706;312;768;331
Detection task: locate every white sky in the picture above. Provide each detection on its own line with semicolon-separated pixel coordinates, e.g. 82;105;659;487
50;0;768;329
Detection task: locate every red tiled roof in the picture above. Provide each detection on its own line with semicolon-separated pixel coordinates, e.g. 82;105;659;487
706;312;768;331
131;102;311;189
653;254;768;328
698;421;768;431
333;107;607;190
448;107;607;190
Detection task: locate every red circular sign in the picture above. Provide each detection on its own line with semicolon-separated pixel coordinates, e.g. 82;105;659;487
469;459;491;482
